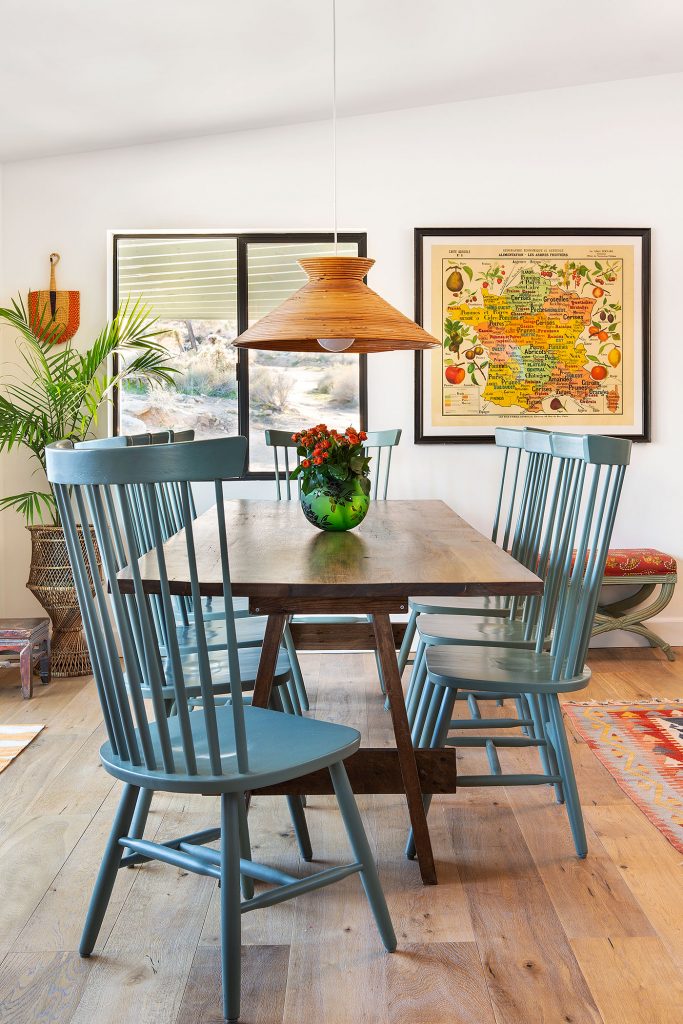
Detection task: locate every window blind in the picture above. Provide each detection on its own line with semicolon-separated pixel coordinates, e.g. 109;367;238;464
116;236;357;322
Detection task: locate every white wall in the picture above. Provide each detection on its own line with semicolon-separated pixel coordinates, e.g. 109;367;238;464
1;73;682;642
0;161;5;585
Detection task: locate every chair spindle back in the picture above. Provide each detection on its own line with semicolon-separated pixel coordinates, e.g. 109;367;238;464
264;429;300;500
545;433;630;678
266;427;402;501
46;436;250;780
362;429;401;500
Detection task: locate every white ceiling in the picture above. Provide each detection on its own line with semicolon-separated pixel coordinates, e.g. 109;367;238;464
1;0;682;162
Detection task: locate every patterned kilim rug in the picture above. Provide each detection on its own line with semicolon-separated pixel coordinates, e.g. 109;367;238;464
565;700;683;853
0;724;45;773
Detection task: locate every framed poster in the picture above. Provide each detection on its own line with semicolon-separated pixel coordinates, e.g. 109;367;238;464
415;228;650;443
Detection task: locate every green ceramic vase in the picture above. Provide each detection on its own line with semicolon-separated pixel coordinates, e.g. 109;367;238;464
300;478;370;532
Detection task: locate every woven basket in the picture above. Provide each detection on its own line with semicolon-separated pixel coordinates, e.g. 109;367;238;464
27;252;80;344
26;525;101;678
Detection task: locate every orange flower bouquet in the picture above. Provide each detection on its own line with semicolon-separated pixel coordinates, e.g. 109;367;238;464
290;424;371;531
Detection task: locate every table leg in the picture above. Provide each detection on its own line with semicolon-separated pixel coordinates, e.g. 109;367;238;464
252;613;288;709
372;612;437;885
40;634;51;685
19;643;33;700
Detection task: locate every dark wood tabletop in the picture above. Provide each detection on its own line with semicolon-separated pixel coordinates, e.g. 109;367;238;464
118;498;543;601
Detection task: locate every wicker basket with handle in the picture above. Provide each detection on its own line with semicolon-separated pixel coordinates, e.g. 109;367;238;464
28;253;80;344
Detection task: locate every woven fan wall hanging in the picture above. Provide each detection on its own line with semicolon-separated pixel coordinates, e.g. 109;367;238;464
28;253;80;343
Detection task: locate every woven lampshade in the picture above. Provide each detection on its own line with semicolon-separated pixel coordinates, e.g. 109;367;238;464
233;256;439;353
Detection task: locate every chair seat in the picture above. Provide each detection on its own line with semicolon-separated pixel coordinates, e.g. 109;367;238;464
417;613;536;649
100;702;360;794
140;646;291;701
425;644;591;695
173;615;267;652
409;596;509;616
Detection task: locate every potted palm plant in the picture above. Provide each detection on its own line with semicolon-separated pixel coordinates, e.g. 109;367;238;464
0;296;177;677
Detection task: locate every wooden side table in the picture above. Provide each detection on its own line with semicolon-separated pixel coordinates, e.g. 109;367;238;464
0;618;51;699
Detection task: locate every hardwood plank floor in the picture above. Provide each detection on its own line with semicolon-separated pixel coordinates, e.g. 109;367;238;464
0;646;681;1023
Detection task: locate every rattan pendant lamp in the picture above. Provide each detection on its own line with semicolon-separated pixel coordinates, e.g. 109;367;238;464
233;1;438;356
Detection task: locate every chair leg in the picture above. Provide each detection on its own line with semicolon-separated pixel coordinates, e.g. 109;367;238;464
397;608;418;675
410;676;435;744
80;783;140;956
524;693;555;781
237;797;255;900
534;693;564;804
374;649;387;695
514;695;532;737
278;684;296;717
417;684;444;748
328;761;396;952
388;630;424;713
286;796;313;862
283;623;310;711
405;686;456;860
285;676;303;716
404;638;426;722
123;787;154;863
220;792;243;1023
269;689;312;858
547;695;587;858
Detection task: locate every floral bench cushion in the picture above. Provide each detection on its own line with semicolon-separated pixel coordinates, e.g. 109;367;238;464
602;548;677;578
568;548;678;578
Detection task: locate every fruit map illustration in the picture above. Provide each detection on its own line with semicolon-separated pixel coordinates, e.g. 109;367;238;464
429;241;637;430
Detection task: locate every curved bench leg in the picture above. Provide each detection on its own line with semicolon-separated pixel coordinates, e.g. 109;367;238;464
592;581;676;662
620;622;675;661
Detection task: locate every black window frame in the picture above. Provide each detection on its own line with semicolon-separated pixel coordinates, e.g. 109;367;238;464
112;231;368;479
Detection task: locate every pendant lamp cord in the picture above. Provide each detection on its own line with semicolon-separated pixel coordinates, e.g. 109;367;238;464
332;0;338;254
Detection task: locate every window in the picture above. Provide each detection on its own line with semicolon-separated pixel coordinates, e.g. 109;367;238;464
113;232;367;475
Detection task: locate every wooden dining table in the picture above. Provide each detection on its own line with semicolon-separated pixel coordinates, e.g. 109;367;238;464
119;498;542;885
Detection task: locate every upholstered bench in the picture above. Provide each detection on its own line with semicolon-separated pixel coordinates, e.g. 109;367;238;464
591;549;677;661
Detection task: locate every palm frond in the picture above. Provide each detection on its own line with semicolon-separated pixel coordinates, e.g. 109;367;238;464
0;292;178;526
0;490;57;526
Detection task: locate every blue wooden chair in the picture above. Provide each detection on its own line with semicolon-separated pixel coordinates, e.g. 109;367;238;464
265;427;403;698
404;429;556;726
265;427;402;502
74;433;309;858
364;428;402;498
77;432;294;696
46;436;396;1024
397;427;550;676
405;432;631;860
